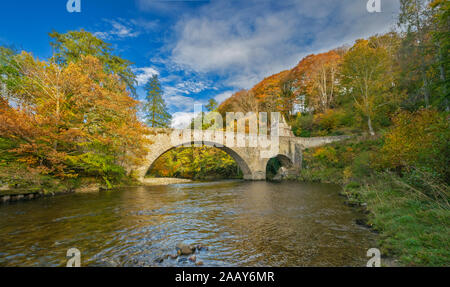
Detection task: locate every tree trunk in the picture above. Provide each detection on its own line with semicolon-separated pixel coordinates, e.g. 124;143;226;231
415;3;430;107
422;69;430;107
438;45;448;111
368;115;375;136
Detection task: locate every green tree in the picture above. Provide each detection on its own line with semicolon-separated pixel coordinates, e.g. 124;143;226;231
143;75;172;128
341;39;393;136
49;30;137;97
430;0;449;110
0;47;21;100
398;0;436;107
205;98;218;112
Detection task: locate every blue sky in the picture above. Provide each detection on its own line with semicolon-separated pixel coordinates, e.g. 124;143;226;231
0;0;400;128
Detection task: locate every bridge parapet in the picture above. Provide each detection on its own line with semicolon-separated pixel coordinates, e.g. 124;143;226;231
292;135;352;149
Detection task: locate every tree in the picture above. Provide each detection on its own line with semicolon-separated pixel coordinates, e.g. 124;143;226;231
251;70;293;114
398;0;435;107
205;98;218;112
49;30;137;97
381;109;449;181
0;47;23;103
218;90;259;115
143;75;172;128
430;0;449;110
341;39;393;136
0;52;150;183
291;51;342;112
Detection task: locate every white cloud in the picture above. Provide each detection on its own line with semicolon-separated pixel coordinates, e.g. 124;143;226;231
165;94;195;110
175;80;209;94
169;0;400;89
164;93;206;112
94;18;158;41
161;79;210;112
214;91;233;103
94;19;140;40
170;111;199;129
130;18;159;31
134;67;159;86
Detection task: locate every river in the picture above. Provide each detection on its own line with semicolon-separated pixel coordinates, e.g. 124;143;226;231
0;181;376;267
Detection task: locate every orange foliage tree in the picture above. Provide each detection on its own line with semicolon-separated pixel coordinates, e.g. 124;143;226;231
218;89;259;115
0;52;149;183
251;70;295;116
290;51;342;112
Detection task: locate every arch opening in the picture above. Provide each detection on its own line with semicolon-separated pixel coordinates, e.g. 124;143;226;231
266;154;293;181
145;142;252;181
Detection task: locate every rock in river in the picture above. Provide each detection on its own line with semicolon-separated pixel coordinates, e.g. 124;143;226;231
176;243;196;255
195;244;208;251
196;261;204;266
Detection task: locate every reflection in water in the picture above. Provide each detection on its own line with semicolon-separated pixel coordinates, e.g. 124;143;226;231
0;181;376;266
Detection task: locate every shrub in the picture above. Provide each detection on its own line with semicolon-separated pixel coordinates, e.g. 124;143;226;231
381;109;450;182
313;109;347;132
292;113;314;137
313;146;338;165
351;151;374;179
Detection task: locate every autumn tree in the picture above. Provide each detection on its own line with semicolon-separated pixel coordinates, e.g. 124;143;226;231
49;30;137;97
291;51;342;112
398;0;438;107
429;0;449;110
0;52;149;183
251;70;294;116
341;39;394;136
143;74;172;128
381;109;449;181
278;75;296;117
218;90;259;115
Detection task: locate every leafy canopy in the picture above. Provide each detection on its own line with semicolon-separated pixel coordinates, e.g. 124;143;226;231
49;30;137;97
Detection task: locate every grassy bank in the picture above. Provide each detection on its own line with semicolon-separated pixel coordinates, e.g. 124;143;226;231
297;138;450;266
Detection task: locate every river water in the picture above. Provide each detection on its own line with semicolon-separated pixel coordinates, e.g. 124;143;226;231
0;181;376;267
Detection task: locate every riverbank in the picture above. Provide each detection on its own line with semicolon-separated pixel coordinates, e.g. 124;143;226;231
0;176;195;204
296;137;450;266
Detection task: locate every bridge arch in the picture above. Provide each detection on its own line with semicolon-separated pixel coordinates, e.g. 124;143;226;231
138;140;253;180
265;154;295;180
271;154;293;168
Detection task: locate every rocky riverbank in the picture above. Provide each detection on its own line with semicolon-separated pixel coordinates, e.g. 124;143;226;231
0;177;194;204
0;187;74;204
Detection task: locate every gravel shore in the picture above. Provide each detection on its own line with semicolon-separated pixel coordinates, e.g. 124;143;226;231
142;178;192;186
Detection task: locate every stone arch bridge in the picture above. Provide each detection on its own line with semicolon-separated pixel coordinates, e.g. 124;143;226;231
133;126;349;182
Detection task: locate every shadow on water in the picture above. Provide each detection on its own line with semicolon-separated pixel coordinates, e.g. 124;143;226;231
0;181;376;267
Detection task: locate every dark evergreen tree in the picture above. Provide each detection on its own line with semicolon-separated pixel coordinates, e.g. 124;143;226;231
143;75;172;128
